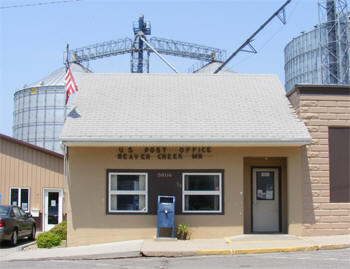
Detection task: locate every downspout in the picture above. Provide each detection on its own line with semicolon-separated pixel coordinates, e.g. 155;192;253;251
60;142;69;244
64;145;69;187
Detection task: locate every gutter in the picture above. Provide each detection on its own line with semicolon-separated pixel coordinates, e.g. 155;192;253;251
60;137;311;147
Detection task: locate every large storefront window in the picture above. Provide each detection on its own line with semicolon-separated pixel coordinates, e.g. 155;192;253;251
108;173;148;213
10;187;30;212
182;173;222;213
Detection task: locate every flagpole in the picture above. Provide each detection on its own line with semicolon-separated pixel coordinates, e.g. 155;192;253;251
64;43;69;122
63;43;69;224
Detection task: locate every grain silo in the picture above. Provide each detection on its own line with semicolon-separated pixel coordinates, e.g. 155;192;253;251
13;63;90;153
284;0;349;92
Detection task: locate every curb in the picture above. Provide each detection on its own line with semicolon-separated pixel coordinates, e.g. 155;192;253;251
317;244;350;250
141;250;198;257
232;245;318;254
2;252;142;262
0;251;142;262
197;244;350;256
18;241;36;251
196;249;231;256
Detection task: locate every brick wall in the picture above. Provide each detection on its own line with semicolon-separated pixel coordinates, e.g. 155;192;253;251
288;85;350;236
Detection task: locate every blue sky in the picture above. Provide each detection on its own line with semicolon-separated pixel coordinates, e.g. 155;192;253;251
0;0;320;136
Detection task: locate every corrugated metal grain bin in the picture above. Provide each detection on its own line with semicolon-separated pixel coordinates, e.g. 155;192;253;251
13;63;90;153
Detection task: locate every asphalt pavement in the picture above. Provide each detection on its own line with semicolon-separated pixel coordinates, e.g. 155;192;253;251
0;239;34;259
1;249;349;269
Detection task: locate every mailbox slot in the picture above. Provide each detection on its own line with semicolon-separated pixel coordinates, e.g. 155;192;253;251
159;197;174;203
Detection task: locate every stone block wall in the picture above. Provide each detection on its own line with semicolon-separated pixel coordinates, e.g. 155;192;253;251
287;85;350;236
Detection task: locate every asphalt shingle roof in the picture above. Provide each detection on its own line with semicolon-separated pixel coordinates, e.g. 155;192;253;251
60;73;311;145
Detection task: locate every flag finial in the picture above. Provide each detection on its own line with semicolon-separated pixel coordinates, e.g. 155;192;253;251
65;43;70;70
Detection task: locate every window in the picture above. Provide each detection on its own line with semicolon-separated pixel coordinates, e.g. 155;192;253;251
18;207;27;217
12;207;21;218
256;171;275;200
329;127;350;203
108;173;148;213
0;206;10;216
9;188;30;212
182;173;222;213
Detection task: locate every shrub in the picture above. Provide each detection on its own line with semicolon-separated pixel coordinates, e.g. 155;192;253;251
176;224;191;240
50;221;67;240
36;232;61;248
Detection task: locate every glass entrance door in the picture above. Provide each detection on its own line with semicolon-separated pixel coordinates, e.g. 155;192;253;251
252;168;279;232
44;189;62;231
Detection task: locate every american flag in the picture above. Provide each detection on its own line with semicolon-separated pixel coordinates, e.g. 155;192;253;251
65;66;78;105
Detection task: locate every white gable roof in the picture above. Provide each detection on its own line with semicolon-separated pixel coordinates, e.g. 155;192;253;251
60;73;311;146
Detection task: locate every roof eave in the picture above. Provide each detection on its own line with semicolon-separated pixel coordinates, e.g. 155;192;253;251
0;133;64;158
60;137;311;147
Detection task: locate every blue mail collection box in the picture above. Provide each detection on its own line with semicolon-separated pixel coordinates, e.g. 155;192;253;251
157;196;175;238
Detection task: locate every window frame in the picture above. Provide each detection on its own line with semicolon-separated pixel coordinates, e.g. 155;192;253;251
329;126;350;203
182;172;222;213
108;172;148;213
9;187;30;213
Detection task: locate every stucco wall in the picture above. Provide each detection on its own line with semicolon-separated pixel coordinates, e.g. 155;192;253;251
288;88;350;235
66;146;303;246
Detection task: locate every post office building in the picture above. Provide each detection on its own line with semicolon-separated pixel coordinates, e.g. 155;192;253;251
61;73;315;246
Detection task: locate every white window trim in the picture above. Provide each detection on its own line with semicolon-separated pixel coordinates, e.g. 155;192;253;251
9;187;30;213
182;172;222;213
108;172;148;213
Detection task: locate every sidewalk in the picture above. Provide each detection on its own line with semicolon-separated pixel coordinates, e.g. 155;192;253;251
141;234;350;257
0;240;143;261
0;234;349;261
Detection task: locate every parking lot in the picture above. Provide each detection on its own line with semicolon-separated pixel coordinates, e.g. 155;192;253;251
0;239;34;259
